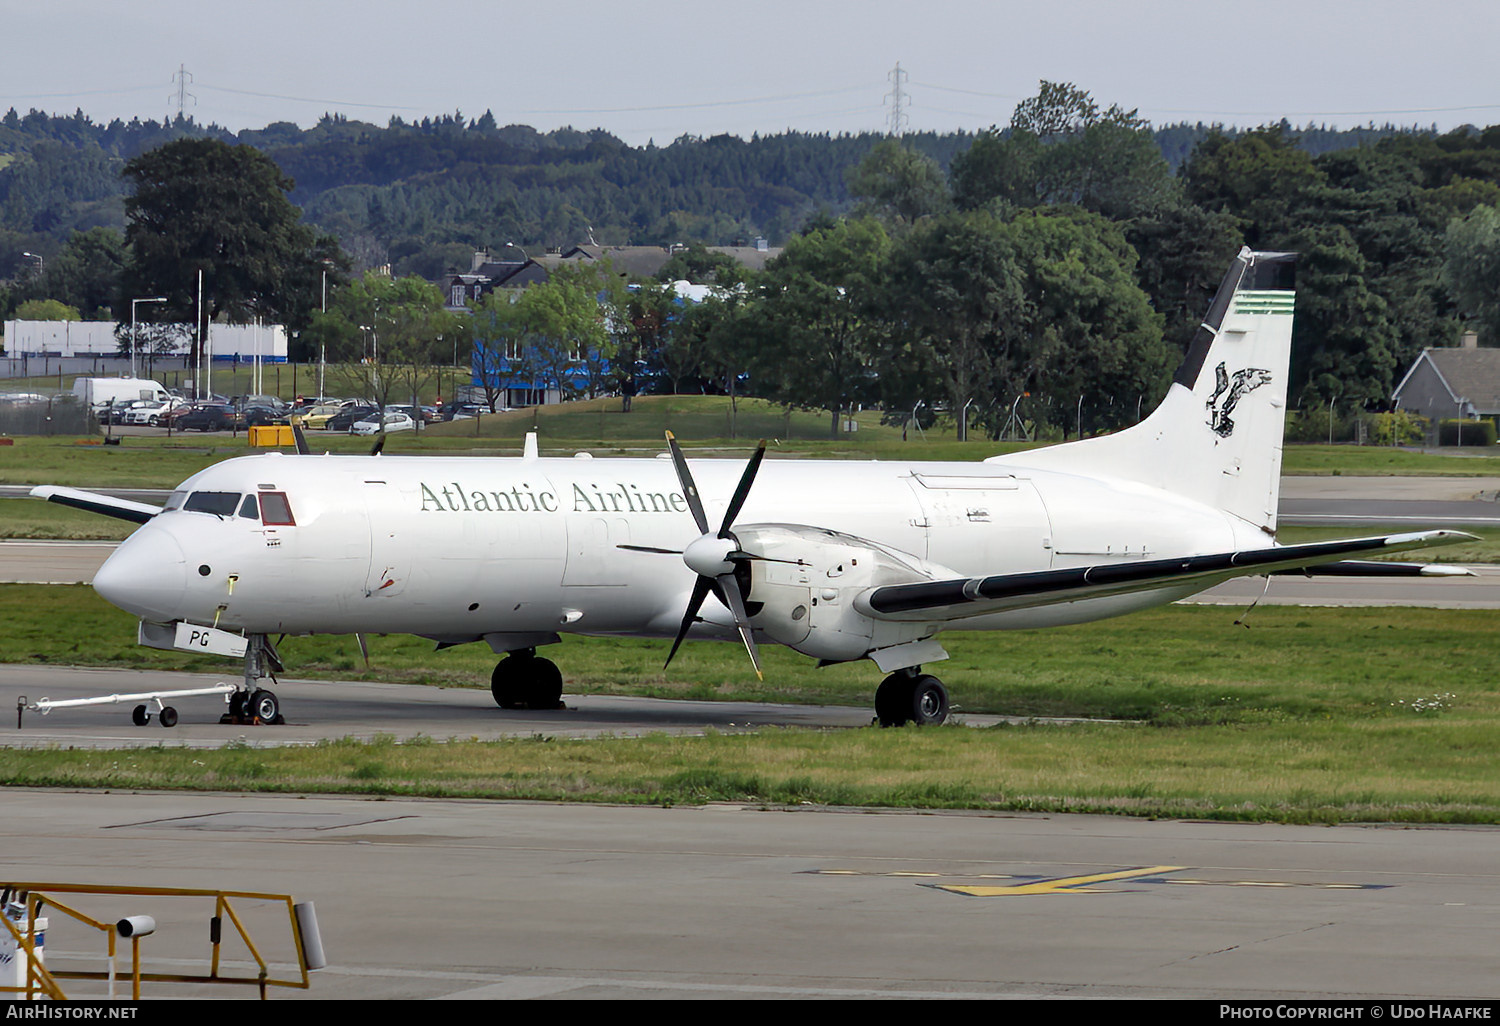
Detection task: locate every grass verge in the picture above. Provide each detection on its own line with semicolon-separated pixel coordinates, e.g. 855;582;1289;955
2;585;1497;823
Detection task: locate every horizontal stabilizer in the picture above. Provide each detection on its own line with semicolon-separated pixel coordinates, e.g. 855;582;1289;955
1273;559;1474;578
30;485;161;524
859;530;1474;622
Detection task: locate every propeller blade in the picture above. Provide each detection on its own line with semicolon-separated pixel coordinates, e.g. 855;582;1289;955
370;434;385;457
717;572;764;681
664;575;714;671
355;632;370;667
616;544;683;555
718;439;767;538
664;431;709;535
291;422;311;455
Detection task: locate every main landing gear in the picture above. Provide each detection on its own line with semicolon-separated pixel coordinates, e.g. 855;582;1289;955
223;634;286;726
490;649;565;710
875;668;949;727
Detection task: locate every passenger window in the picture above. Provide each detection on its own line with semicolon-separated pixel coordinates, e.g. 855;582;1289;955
239;495;259;520
184;491;241;516
260;491;295;526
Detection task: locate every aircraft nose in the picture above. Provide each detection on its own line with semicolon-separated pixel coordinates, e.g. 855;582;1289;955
93;527;187;622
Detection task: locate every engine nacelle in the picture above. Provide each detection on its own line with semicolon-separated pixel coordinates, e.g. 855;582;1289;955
734;524;954;667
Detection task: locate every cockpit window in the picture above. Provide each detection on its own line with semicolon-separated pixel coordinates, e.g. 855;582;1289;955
183;491;241;516
238;494;259;520
260;491;295;526
164;490;187;512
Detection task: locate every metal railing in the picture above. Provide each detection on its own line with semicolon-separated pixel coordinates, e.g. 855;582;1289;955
1;881;323;1001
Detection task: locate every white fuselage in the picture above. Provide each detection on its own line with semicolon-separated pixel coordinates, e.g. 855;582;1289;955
95;450;1257;649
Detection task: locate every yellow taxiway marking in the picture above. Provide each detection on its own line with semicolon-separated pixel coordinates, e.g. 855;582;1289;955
937;865;1189;897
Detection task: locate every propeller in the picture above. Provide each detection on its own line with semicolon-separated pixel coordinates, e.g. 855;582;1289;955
661;431;767;680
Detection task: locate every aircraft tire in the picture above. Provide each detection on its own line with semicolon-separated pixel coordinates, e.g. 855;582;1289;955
159;706;178;728
131;704;150;726
249;689;280;723
875;674;913;727
909;675;949;726
524;657;564;710
490;657;529;709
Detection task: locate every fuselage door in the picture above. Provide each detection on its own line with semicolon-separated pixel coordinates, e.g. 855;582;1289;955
907;473;1054;574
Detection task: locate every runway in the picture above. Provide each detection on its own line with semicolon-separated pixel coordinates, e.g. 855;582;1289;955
5;790;1497;1000
4;475;1499;1001
0;664;1012;746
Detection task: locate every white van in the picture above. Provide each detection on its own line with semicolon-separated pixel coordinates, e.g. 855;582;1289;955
72;377;170;408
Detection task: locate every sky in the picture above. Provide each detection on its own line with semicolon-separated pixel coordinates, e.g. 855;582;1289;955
3;1;1499;144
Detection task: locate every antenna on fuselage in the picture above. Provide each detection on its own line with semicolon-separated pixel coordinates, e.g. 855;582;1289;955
523;431;538;460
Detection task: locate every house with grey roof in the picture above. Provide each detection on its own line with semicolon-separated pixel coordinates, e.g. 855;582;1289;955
1392;332;1500;441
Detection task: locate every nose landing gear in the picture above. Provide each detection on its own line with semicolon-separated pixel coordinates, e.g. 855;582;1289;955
221;634;286;725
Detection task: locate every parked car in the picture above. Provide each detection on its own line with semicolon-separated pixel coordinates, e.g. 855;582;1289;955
160;403;209;429
241;405;288;428
443;403;490;421
124;398;185;426
175;404;238;432
350;411;415;435
97;400;154;425
290;404;344;430
326;406;377;432
388;404;439;426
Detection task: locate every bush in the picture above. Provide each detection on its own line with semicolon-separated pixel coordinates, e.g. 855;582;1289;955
1368;410;1427;446
1437;419;1498;446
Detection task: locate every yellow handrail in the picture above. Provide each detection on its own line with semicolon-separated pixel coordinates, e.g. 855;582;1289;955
0;882;318;1001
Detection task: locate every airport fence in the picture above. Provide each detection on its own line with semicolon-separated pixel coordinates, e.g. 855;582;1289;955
0;393;94;436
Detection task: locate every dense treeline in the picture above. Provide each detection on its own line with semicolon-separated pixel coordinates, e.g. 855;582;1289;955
0;102;1451;278
6;87;1500;429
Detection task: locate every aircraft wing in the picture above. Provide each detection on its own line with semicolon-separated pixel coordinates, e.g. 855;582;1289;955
30;485;162;524
860;530;1474;622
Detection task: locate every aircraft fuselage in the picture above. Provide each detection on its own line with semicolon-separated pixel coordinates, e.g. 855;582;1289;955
95;450;1251;648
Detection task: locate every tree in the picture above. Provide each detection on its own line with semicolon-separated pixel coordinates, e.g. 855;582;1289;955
1183;128;1325;248
25;227;125;318
121;138;338;379
1009;80;1144;138
1289;224;1401;406
654;243;747;287
14;298;80;321
1006;209;1172;436
1443;203;1500;346
315;272;463;420
949;128;1042;212
952;84;1169;223
845;139;950;228
884;208;1169;440
470;264;617;408
740;217;891;437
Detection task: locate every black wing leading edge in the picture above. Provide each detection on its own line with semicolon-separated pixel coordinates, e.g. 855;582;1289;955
860;531;1472;622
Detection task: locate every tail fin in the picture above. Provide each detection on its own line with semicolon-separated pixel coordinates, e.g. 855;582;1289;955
992;247;1297;535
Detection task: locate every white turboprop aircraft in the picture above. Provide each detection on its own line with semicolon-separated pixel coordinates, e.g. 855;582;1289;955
34;247;1470;727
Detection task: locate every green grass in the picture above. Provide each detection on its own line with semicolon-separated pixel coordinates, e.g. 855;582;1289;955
2;583;1499;822
0;498;135;540
0;721;1494;823
6;392;1499;820
5;584;1494;722
5;395;1500;494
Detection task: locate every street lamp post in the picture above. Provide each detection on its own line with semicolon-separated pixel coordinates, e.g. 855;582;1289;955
131;296;168;378
21;252;43;276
